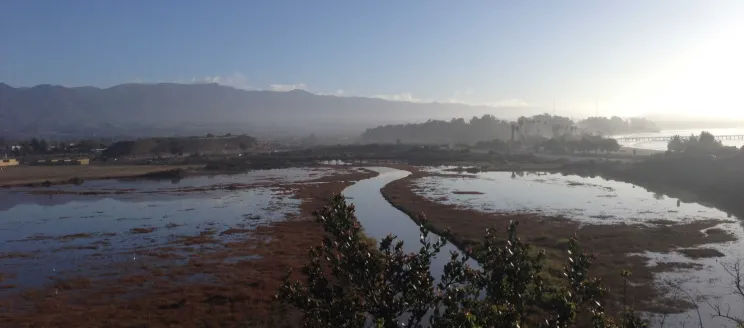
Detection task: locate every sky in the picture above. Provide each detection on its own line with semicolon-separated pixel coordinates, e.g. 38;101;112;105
1;0;744;119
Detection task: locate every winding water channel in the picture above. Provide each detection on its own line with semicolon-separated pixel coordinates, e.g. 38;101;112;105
346;167;744;327
343;167;478;281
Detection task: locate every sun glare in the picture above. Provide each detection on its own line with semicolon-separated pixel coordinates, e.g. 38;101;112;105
631;20;744;118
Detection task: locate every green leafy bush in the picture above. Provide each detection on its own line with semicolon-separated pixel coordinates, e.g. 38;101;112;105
278;195;646;328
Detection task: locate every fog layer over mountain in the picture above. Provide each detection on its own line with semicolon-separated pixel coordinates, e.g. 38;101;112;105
0;82;541;139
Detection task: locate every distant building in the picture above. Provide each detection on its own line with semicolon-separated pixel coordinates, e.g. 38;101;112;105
0;159;19;167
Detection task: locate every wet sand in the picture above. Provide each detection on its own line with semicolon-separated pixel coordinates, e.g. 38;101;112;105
0;168;377;327
380;166;735;315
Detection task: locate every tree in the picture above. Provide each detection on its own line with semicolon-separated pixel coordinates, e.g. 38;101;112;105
56;141;68;153
577;117;659;136
667;135;684;153
669;132;724;155
698;131;721;153
601;138;621;153
29;138;40;154
551;124;563;138
542;138;565;154
704;258;744;326
278;195;647;328
38;139;48;153
578;136;595;153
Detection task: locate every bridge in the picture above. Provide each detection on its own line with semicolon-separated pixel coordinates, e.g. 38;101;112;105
616;135;744;143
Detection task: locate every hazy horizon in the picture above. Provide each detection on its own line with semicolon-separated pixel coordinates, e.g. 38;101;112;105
2;1;744;119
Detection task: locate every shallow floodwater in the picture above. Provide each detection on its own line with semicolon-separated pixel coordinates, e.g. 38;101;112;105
0;168;337;292
415;169;744;327
415;170;733;225
14;167;341;194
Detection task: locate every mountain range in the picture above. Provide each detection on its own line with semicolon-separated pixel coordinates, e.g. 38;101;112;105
0;82;540;139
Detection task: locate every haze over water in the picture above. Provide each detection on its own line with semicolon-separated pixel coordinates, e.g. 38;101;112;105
615;128;744;151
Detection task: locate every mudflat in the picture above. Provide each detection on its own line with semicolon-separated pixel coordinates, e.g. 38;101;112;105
0;165;198;187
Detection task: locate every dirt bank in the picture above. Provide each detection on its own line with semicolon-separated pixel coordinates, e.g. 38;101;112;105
0;165;202;188
380;167;735;315
0;169;378;327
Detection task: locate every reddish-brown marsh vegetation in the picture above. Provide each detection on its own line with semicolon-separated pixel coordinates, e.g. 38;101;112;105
0;168;377;327
380;166;735;314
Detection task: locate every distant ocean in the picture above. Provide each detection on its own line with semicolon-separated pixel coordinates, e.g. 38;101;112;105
613;128;744;151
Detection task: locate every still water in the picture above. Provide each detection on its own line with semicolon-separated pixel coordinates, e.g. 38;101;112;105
343;167;478;281
2;166;742;327
414;170;730;225
413;169;744;327
614;128;744;151
0;168;335;291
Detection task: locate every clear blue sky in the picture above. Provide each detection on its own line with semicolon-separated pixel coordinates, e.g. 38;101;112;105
2;0;743;117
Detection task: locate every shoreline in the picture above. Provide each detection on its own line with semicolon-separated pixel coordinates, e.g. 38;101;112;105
618;146;664;156
0;163;375;189
0;165;203;188
378;166;735;316
2;159;742;324
0;167;379;327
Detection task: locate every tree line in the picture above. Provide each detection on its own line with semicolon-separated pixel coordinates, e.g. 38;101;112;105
577;117;660;136
540;135;621;154
360;114;657;145
0;137;111;157
667;131;743;157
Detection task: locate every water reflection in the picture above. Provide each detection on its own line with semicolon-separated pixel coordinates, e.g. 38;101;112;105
414;171;732;225
343;167;478;281
416;168;744;327
0;167;338;211
0;171;307;291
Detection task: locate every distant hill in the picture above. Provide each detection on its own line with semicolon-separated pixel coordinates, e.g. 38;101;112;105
0;82;537;139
